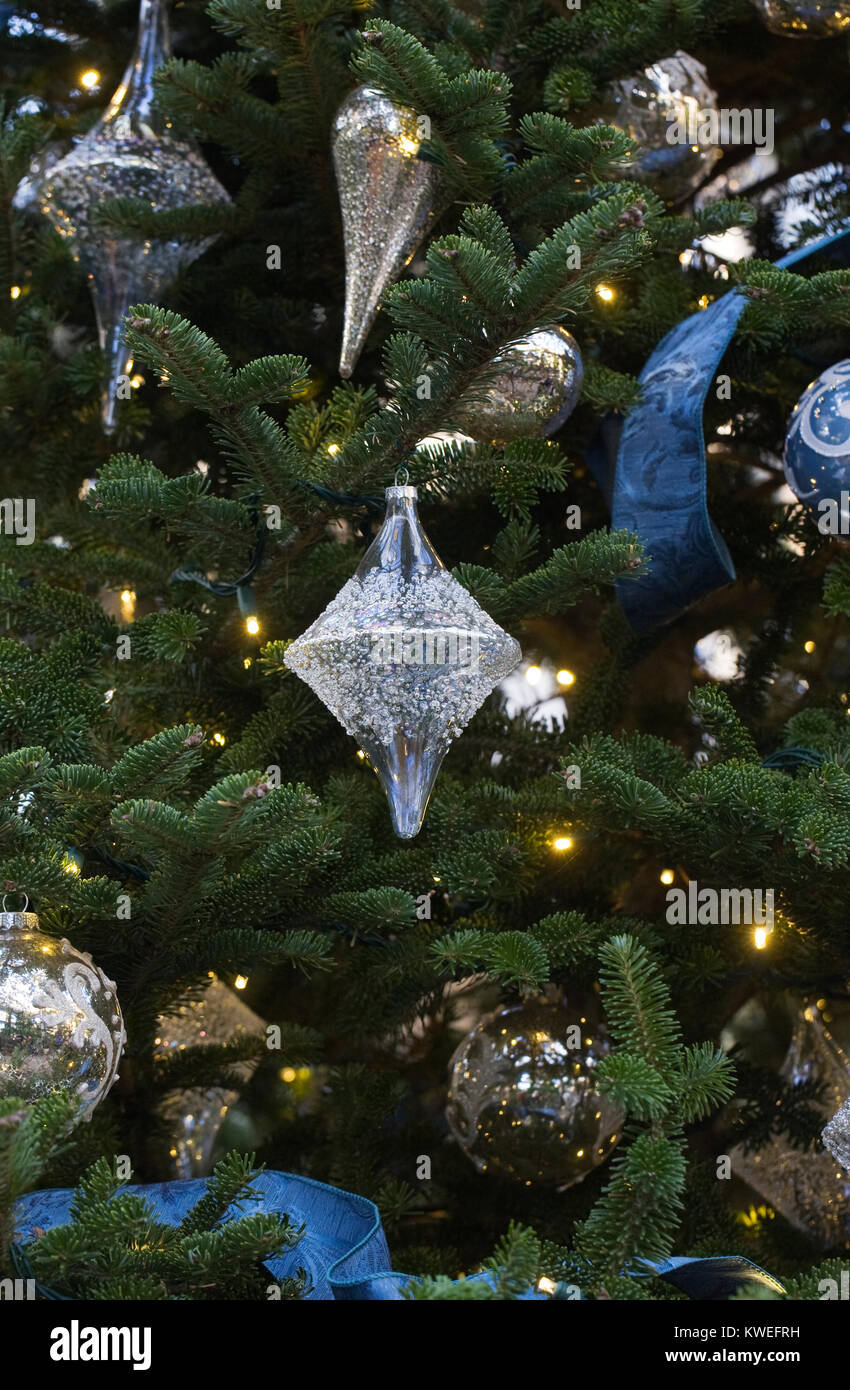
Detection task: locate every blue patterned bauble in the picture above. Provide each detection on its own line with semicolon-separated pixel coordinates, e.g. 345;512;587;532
784;360;850;520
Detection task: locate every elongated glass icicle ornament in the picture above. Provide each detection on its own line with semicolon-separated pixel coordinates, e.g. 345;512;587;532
285;481;521;838
37;0;231;431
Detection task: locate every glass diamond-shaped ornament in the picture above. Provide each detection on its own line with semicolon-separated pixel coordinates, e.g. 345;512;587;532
284;477;521;838
36;0;231;431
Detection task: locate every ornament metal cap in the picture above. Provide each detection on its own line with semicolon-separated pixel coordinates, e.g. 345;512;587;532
0;893;39;930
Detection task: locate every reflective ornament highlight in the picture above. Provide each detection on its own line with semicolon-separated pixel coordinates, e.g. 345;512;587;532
823;1097;850;1172
0;897;125;1120
453;327;584;442
731;998;850;1247
784;359;850;522
446;999;624;1187
36;0;231;431
333;85;441;377
285;480;521;838
750;0;850;35
586;51;721;204
154;974;266;1179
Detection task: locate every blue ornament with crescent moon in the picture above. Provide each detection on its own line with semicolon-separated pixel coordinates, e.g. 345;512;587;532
784;359;850;518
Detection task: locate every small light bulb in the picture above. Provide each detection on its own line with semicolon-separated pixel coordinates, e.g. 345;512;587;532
399;136;419;155
356;749;367;760
234;974;248;990
130;373;145;389
804;640;816;653
326;443;341;456
698;294;711;310
10;286;21;300
553;836;572;851
281;1066;296;1082
80;69;100;89
754;926;769;950
596;284;614;302
556;668;575;687
537;1277;556;1295
525;665;542;685
660;869;675;885
64;858;81;876
120;588;135;605
243;657;253;669
212;732;226;747
245;616;260;635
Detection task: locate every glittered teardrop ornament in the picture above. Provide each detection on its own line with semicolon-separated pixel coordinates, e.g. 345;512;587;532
36;0;231;431
333;85;441;378
0;898;126;1120
284;482;521;838
452;327;583;442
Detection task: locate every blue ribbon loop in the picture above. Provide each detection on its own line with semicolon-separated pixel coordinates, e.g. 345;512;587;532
14;1170;784;1301
590;227;850;632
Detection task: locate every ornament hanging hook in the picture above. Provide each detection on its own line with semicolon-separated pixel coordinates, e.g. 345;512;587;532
1;892;28;913
394;467;409;487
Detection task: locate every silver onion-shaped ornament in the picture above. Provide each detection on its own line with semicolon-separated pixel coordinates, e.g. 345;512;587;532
586;51;721;204
823;1097;850;1173
750;0;850;34
452;327;583;442
285;479;521;838
0;896;126;1120
36;0;231;431
446;998;624;1187
333;85;441;377
154;974;266;1179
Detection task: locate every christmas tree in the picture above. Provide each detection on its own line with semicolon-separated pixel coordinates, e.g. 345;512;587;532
1;0;850;1310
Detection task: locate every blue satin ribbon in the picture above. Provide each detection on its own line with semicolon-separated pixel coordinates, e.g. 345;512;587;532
589;227;850;632
14;1170;784;1301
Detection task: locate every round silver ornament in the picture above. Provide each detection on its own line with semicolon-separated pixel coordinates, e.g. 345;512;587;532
452;327;583;442
750;0;850;35
0;897;126;1120
586;51;721;204
333;85;442;378
446;998;624;1187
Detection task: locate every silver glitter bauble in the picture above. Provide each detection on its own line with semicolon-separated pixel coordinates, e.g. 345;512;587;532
446;999;624;1187
586;51;721;204
0;899;126;1120
284;481;521;838
731;999;850;1247
823;1098;850;1172
751;0;850;34
155;974;265;1179
333;85;441;377
452;327;583;442
36;0;231;431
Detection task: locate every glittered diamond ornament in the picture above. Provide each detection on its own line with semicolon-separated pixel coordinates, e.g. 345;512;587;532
823;1097;850;1172
284;480;521;838
36;0;231;431
333;85;441;378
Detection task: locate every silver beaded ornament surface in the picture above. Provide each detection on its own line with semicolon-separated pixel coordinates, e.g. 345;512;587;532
333;85;441;377
0;897;126;1120
823;1097;850;1172
154;974;265;1178
587;51;721;204
285;478;521;838
35;0;231;431
453;327;584;442
446;998;624;1187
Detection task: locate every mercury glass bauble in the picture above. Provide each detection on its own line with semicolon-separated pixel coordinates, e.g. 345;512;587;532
586;51;721;204
446;999;624;1187
452;327;583;442
0;898;126;1120
751;0;850;35
285;479;521;838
